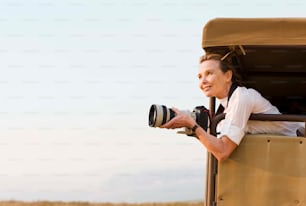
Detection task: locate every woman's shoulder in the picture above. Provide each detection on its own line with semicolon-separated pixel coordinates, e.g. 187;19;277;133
233;86;264;101
235;86;261;96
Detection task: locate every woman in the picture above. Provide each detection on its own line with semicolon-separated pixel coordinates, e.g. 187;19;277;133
161;53;303;161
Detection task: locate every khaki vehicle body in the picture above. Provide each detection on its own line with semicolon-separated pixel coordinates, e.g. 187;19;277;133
202;18;306;206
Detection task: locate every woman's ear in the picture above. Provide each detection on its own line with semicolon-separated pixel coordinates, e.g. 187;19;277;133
225;70;233;82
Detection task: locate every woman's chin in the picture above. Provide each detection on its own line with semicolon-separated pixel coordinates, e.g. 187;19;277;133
203;91;213;97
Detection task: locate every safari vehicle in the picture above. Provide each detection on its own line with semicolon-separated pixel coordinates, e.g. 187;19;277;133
202;18;306;206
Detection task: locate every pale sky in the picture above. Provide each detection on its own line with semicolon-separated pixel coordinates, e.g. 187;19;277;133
0;0;306;203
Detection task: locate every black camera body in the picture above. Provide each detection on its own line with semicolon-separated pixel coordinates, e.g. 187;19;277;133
148;104;210;136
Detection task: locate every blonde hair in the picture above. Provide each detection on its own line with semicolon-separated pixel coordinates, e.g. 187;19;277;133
199;53;243;86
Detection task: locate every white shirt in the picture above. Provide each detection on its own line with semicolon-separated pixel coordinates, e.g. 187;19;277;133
217;86;303;145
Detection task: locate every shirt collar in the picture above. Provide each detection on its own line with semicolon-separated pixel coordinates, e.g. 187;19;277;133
218;96;228;108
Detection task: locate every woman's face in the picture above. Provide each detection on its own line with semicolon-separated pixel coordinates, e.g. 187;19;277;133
198;59;232;99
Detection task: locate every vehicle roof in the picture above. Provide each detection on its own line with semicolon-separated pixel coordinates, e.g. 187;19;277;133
201;18;306;114
202;18;306;48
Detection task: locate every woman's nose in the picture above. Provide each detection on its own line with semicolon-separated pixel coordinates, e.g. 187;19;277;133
199;77;207;89
200;76;207;84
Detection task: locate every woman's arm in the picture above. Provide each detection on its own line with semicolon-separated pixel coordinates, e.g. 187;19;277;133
194;126;237;161
160;108;237;161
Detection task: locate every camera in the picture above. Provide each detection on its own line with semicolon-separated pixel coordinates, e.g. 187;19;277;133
148;104;210;136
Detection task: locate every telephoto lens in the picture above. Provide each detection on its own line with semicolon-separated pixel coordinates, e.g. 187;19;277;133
148;104;176;127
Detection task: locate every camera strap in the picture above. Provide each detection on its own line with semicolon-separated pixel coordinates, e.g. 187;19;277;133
215;83;238;116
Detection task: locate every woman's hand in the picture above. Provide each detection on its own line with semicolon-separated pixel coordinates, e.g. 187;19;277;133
160;107;196;129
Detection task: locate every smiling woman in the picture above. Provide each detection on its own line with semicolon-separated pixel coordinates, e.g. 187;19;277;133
160;52;304;161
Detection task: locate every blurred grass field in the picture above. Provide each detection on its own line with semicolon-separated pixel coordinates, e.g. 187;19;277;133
0;201;204;206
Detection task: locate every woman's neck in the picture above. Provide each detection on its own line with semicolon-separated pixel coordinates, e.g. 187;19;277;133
216;82;232;99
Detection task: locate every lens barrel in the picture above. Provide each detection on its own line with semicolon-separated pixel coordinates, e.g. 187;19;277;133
148;104;176;127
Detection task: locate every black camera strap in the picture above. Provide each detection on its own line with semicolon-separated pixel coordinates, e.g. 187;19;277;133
215;83;238;116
